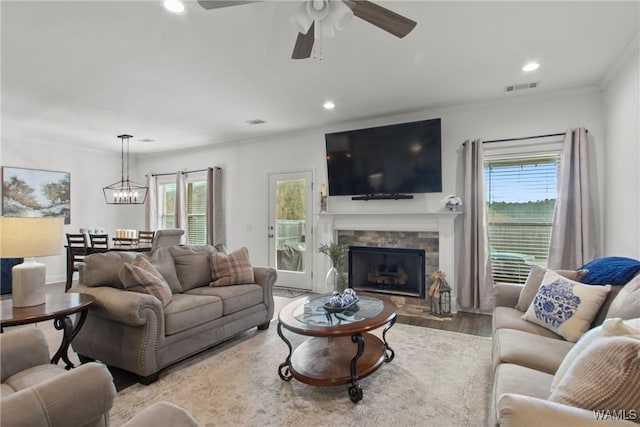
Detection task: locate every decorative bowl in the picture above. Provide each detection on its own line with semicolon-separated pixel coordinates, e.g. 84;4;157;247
323;297;360;313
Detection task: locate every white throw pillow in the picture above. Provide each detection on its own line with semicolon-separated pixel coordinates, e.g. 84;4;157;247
522;270;611;342
550;317;640;393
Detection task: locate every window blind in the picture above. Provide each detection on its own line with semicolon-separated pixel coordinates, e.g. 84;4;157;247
484;154;561;283
186;181;207;245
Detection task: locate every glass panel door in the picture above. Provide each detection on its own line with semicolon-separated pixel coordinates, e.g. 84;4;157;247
268;171;313;290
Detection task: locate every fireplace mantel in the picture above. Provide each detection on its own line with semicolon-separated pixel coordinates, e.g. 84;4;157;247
319;211;461;232
316;210;462;312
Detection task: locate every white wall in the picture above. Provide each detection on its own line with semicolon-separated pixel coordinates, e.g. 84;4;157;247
138;87;607;290
5;84;627;288
602;35;640;259
0;137;140;283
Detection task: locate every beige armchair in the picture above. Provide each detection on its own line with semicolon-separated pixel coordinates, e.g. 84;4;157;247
1;328;116;427
151;228;185;249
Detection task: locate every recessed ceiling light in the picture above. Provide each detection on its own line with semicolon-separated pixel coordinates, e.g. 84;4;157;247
324;101;335;110
163;0;185;14
522;62;540;72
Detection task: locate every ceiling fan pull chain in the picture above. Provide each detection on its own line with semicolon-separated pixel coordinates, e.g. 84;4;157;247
314;19;323;60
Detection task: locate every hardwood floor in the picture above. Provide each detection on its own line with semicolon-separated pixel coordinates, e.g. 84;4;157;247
397;312;492;337
274;287;493;338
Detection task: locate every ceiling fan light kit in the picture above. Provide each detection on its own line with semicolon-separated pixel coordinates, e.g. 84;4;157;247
196;0;417;60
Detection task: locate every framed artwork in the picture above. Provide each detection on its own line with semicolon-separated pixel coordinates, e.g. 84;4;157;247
2;166;71;224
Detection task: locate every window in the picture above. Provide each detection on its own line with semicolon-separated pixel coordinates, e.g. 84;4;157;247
158;182;175;229
186;181;206;245
484;152;561;283
157;177;207;245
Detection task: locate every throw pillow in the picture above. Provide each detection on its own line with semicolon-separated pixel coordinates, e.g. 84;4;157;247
83;251;138;288
550;317;640;393
145;247;182;293
515;265;588;311
169;245;217;291
549;336;640;414
606;274;640;320
118;256;173;306
522;270;611;342
579;256;640;285
209;247;254;287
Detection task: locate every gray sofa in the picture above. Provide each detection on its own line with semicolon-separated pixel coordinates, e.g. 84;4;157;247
69;245;276;384
491;271;640;426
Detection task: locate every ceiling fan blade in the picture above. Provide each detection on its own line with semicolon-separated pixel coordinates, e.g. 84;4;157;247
197;0;258;10
292;22;315;60
349;0;416;38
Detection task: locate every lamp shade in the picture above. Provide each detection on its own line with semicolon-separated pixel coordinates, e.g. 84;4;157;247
0;217;63;258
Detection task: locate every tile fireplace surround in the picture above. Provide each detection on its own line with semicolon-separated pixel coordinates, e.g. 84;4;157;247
317;212;461;313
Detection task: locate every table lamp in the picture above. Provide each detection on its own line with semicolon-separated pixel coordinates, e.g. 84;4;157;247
0;217;63;307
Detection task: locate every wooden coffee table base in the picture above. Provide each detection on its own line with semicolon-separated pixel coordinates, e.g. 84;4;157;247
277;294;397;403
289;334;386;386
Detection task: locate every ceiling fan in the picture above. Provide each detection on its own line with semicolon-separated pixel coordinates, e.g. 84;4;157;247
196;0;417;59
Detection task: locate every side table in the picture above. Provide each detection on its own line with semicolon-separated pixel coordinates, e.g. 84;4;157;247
1;293;95;369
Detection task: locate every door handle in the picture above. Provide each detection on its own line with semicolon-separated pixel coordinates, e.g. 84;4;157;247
268;233;274;238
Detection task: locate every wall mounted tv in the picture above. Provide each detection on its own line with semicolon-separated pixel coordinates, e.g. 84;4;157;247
325;118;442;198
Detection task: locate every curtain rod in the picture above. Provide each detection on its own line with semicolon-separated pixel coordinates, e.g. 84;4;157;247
148;167;219;177
482;132;567;144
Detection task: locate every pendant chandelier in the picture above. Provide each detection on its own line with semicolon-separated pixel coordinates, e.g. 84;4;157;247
103;134;148;205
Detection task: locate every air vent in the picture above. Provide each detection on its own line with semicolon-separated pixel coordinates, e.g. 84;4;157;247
246;119;267;125
505;81;540;92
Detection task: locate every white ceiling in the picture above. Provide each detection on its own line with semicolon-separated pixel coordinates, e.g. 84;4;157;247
2;0;638;154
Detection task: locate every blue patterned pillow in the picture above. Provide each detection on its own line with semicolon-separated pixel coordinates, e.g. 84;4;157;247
523;270;611;342
579;257;640;286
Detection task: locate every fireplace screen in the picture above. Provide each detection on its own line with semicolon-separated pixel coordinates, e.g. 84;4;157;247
348;246;426;298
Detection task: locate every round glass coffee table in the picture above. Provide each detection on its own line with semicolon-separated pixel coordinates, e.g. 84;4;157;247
277;294;397;402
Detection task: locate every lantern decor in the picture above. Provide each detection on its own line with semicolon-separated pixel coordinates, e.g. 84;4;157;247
428;270;452;317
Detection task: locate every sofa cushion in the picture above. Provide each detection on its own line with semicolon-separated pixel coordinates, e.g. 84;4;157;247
492;364;555;427
515;265;587;311
493;306;563;339
496;394;607;427
551;318;640;393
0;383;15;397
493;329;574;374
494;363;554;402
145;247;182;294
579;256;640;286
3;364;67;392
186;284;263;316
163;293;223;336
82;251;138;288
591;285;624;327
522;270;611;342
169;245;216;291
209;247;254;287
606;274;640;320
119;256;173;307
549;336;640;413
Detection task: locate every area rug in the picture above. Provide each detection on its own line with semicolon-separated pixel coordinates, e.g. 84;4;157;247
273;287;311;298
109;323;493;427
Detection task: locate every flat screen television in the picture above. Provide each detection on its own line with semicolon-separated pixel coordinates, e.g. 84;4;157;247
325;118;442;197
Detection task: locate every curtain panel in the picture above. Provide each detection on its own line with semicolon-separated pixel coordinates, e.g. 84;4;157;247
145;174;158;231
206;167;225;246
175;171;187;244
458;139;494;310
548;128;597;269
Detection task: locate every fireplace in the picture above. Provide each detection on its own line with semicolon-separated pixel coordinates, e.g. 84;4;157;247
348;246;425;298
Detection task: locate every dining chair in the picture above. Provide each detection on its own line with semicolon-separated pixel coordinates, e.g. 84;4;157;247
138;230;155;245
66;233;88;291
89;234;110;251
